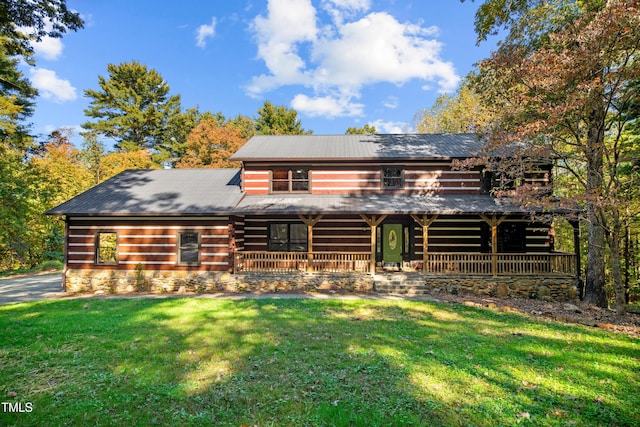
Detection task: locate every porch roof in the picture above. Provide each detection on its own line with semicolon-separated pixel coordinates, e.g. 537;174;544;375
234;193;534;215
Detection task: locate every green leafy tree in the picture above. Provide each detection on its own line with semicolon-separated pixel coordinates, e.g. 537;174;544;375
0;41;37;143
82;61;183;160
0;1;83;271
80;130;106;185
228;113;256;139
345;124;377;135
254;100;311;135
414;81;493;134
0;0;83;60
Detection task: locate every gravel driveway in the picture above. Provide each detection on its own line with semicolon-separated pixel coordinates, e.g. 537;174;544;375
0;273;64;305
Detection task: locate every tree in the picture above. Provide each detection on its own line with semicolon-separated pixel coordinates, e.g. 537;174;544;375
82;61;183;159
176;118;248;169
0;1;83;271
80;130;106;186
254;100;311;135
466;0;640;310
100;149;158;178
346;124;377;135
414;81;493;134
16;129;93;267
0;0;83;60
0;41;37;143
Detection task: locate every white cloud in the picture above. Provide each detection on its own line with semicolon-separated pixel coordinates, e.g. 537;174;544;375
321;0;371;26
247;0;318;96
312;12;456;89
30;68;77;103
383;96;399;109
32;36;63;60
291;93;364;117
20;21;64;60
196;17;217;48
370;119;411;134
247;0;460;118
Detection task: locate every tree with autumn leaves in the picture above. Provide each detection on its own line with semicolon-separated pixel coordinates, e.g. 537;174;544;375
460;0;640;312
176;114;250;168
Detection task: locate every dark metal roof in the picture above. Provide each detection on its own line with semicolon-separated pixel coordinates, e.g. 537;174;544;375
234;193;530;215
47;168;243;216
230;133;483;162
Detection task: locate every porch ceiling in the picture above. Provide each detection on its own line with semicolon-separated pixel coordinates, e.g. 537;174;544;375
234;193;535;215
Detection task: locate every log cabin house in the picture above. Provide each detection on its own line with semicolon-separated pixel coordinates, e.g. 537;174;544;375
47;134;580;299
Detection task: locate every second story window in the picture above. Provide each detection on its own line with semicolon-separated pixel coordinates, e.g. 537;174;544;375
271;168;309;193
382;167;403;189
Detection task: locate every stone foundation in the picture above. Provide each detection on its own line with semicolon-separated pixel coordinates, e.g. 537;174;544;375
422;275;579;301
64;268;577;301
63;269;374;294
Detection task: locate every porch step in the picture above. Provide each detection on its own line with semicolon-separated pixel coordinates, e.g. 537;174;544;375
374;273;429;296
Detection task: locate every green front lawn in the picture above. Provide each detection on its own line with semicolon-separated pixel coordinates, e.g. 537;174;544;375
1;297;638;426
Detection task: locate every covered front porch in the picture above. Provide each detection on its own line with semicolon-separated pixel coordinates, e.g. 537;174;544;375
232;194;580;280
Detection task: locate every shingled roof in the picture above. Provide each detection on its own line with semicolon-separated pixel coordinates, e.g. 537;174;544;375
47;168;243;216
230;133;483;162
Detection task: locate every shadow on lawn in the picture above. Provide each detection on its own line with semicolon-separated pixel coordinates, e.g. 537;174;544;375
0;298;639;426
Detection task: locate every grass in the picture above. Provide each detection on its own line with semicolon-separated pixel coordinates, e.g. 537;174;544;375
0;297;638;426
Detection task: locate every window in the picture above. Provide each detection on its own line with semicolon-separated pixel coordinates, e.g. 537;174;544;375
268;223;308;252
498;223;526;253
480;222;527;253
178;231;200;264
382;167;403;189
96;232;118;264
489;171;524;192
271;168;309;193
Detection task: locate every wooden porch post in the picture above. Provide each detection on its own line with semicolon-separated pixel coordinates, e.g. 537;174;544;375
480;214;507;276
227;217;236;273
411;214;438;273
299;215;323;272
360;214;387;275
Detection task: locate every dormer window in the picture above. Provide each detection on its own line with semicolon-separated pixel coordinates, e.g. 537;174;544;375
271;168;310;193
382;167;403;189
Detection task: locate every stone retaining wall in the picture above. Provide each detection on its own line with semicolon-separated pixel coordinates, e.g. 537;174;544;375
423;275;579;301
64;269;374;294
64;268;577;300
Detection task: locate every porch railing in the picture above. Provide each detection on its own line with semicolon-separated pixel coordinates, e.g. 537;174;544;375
425;252;576;276
234;251;576;276
235;251;370;273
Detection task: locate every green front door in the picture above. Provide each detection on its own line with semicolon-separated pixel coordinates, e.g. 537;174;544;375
382;223;403;264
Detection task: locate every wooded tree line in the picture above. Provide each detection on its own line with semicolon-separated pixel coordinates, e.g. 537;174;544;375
0;0;374;271
416;0;640;313
2;1;639;313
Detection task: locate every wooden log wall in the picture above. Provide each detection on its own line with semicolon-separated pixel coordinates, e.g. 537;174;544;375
413;215;552;255
243;215;371;253
241;162;483;195
66;217;233;271
243;214;552;258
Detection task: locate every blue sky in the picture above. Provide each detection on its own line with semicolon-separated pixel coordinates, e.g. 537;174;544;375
22;0;497;144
